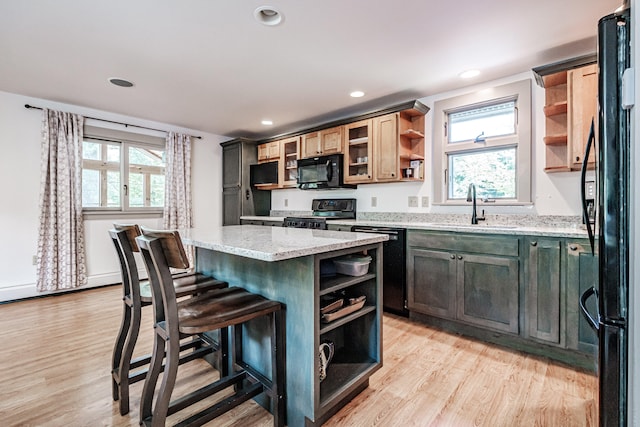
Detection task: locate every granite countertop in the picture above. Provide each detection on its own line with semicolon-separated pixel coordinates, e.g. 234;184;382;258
327;219;590;238
240;215;591;239
180;225;388;262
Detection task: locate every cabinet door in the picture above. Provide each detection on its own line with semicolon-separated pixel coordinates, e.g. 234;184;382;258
565;241;598;354
222;142;241;188
569;64;597;170
319;126;343;155
280;137;300;187
257;143;269;162
456;253;519;334
222;187;242;225
374;113;399;181
344;120;373;183
407;248;457;319
525;239;562;345
301;132;320;158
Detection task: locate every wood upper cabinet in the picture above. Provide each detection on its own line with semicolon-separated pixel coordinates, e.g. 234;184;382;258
373;113;399;181
344;119;373;183
279;136;300;188
542;63;597;172
569;64;597;170
257;140;280;163
301;126;343;158
373;108;426;182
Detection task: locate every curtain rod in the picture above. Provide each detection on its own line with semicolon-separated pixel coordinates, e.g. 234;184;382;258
24;104;202;139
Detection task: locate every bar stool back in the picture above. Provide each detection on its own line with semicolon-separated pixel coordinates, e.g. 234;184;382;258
136;229;286;427
109;224;227;416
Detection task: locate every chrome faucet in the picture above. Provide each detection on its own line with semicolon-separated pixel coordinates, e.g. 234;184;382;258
466;183;486;225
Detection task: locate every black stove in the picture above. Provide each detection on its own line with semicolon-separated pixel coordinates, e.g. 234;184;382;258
283;199;356;229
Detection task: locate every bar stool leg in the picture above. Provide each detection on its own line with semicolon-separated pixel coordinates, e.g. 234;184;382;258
151;333;180;427
112;302;130;403
272;310;286;427
139;330;165;425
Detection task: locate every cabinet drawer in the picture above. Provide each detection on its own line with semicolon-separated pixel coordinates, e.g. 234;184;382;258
408;231;519;257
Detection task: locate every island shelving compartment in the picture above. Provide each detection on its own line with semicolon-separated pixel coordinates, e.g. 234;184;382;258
313;245;382;424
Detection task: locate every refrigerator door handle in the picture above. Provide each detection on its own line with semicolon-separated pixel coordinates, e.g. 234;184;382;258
580;286;599;331
580;118;596;255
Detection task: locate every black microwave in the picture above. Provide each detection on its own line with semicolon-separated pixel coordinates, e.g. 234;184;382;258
297;154;355;190
250;161;278;185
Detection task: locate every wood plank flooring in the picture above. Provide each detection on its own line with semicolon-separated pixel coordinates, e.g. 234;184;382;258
0;285;597;426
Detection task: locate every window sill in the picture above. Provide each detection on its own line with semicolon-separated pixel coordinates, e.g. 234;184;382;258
432;201;534;207
83;209;163;220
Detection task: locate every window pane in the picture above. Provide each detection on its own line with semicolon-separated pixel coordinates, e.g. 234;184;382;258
449;148;516;199
150;175;165;207
107;145;120;162
82;141;101;160
129;173;144;207
129;146;164;167
82;169;100;207
107;171;120;207
449;101;516;143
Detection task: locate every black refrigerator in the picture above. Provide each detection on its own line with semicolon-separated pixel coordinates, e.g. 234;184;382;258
580;6;630;427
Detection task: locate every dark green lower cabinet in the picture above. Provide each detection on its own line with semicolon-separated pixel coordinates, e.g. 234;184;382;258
407;230;598;369
525;238;563;346
457;253;519;334
407;232;519;335
407;248;457;319
565;240;598;356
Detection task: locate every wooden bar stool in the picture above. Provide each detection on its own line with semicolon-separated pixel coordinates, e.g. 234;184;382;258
136;228;286;427
109;224;228;416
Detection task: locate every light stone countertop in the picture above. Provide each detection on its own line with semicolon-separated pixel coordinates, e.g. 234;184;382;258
180;225;388;262
327;219;591;239
240;216;591;239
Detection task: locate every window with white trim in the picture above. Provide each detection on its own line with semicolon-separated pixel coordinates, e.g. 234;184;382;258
433;79;532;205
81;126;165;213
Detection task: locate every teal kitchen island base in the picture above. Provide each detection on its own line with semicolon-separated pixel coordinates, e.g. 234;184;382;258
183;226;386;427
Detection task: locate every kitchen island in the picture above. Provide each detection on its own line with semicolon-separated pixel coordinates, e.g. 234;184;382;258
181;225;387;427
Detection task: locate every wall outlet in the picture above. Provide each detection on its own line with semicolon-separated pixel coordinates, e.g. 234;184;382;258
408;196;418;207
284;198;288;207
32;255;37;266
421;196;430;207
371;196;377;207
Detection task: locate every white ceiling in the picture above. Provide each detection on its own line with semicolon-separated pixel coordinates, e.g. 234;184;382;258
0;0;621;139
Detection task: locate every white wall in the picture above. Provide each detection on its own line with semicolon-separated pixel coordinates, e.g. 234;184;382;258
0;90;226;302
271;71;590;217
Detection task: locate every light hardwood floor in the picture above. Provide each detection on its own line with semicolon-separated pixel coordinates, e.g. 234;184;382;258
0;285;597;426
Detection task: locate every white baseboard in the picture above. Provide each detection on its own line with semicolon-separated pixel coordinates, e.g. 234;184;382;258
0;271;130;303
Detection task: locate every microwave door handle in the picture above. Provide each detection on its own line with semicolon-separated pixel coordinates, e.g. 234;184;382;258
325;160;333;182
580;118;595;255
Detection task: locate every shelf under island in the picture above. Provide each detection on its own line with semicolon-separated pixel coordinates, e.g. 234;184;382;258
181;225;387;427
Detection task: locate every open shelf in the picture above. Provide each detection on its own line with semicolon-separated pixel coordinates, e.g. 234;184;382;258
543;102;568;117
319;357;378;409
544;135;568;146
320;305;375;334
349;137;368;145
320;273;376;296
401;129;425;139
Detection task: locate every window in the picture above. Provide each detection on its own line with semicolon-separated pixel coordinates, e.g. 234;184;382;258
433;79;531;205
81;126;165;213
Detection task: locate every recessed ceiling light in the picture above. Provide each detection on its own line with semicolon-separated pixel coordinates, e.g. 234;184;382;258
108;77;134;87
459;70;480;79
254;6;284;26
350;91;365;98
261;120;274;126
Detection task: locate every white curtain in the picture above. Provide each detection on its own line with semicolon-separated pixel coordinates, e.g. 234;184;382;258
36;109;87;291
163;132;193;267
163;132;193;230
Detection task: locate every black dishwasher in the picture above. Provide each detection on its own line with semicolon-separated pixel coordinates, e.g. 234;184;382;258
351;226;407;317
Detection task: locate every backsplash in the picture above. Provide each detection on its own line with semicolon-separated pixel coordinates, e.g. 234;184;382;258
270;210;584;229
